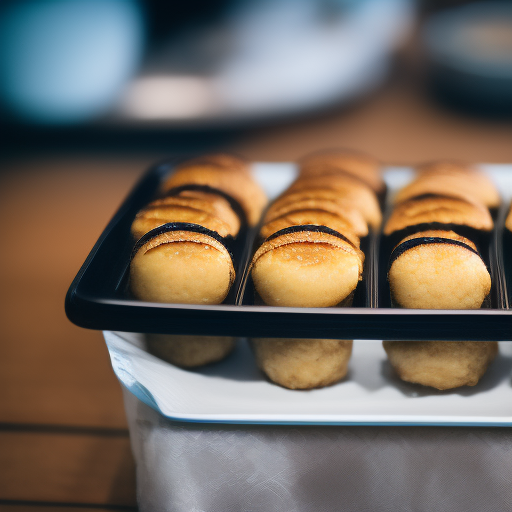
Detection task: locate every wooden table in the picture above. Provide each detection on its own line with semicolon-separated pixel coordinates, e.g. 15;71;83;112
1;76;511;510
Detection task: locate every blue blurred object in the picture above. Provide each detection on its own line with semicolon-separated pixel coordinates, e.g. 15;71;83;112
422;2;512;116
0;0;144;124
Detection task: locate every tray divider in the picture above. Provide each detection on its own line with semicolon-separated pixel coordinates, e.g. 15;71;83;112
367;229;380;308
234;227;260;306
492;201;509;310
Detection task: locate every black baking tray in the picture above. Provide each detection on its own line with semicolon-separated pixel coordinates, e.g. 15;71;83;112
66;160;512;341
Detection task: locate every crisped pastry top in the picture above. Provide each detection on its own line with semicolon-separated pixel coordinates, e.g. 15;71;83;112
394;162;499;208
131;193;241;240
260;209;360;248
250;229;364;308
265;188;369;236
384;195;494;235
388;230;490;310
162;154;267;226
130;229;235;305
299;149;384;193
251;229;364;270
287;175;382;228
394;230;478;252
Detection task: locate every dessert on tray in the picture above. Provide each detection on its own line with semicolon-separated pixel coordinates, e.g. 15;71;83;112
109;152;505;390
129;153;267;367
249;150;381;390
384;161;498;390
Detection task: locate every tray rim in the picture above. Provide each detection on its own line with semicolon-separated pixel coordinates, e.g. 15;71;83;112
107;331;512;427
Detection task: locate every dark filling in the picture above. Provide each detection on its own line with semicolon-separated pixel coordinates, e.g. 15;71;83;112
163;184;247;226
389;236;480;268
265;224;357;250
132;222;234;263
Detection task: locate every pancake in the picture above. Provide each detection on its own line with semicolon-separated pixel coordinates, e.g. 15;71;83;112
383;340;498;390
388;230;491;310
252;338;353;389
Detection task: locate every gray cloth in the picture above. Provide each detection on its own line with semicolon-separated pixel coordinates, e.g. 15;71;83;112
123;389;512;512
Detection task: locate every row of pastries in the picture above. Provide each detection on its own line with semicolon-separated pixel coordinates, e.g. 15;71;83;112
250;151;383;389
128;152;504;391
383;161;498;390
129;154;266;367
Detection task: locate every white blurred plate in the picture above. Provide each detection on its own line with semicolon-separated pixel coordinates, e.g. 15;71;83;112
105;331;512;425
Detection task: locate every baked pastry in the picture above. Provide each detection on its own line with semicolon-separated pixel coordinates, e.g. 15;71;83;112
130;154;269;367
287;174;382;229
130;226;237;367
385;228;496;389
146;334;236;368
388;230;491;310
299;149;384;194
383;195;494;236
252;338;353;390
161;153;267;226
251;227;364;308
383;340;498;390
131;193;241;240
130;226;235;305
394;161;500;209
263;189;368;237
260;209;360;248
248;157;383;389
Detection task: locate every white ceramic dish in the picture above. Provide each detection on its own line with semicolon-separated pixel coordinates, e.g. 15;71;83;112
105;331;512;426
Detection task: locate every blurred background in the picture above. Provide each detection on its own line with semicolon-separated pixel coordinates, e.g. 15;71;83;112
1;0;511;509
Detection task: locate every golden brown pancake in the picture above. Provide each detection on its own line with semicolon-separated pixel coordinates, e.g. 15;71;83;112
383;340;498;390
252;338;353;389
383;195;493;235
388;230;491;310
130;230;235;305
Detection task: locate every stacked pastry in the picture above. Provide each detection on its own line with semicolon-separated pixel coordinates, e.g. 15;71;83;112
250;150;383;389
130;154;267;367
383;161;499;390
